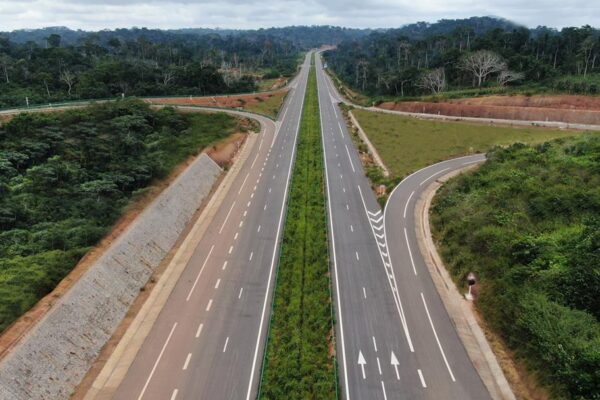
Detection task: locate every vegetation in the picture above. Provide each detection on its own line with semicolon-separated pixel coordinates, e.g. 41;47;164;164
430;135;600;399
0;100;240;332
324;17;600;98
352;108;583;179
0;29;303;109
259;58;336;399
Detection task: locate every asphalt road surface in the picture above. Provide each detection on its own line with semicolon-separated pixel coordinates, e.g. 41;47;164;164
316;53;492;399
112;52;312;400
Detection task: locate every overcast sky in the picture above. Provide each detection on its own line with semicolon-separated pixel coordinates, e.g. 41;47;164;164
1;0;598;31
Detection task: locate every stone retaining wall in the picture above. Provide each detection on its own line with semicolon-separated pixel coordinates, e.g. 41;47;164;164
0;154;221;400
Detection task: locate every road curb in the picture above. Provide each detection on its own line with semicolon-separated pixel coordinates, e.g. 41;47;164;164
347;110;390;177
414;165;516;400
84;131;259;400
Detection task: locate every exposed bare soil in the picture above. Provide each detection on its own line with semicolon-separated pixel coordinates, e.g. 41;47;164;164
148;91;285;110
378;94;600;125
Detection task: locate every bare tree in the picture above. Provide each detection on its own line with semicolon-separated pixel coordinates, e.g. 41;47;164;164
161;68;175;86
460;50;506;87
497;70;525;86
0;54;11;84
580;36;596;77
59;69;75;95
417;68;446;95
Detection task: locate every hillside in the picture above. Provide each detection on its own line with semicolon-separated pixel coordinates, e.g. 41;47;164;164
0;100;241;332
431;135;600;399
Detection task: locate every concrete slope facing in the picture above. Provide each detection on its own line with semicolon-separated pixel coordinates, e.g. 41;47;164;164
317;50;493;399
97;52;312;400
0;153;222;400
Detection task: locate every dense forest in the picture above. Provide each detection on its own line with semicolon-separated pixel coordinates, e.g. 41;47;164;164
431;135;600;399
0;100;239;331
0;29;303;108
324;17;600;97
0;25;372;109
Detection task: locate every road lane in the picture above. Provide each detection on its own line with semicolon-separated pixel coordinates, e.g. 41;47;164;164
316;53;492;399
112;53;312;400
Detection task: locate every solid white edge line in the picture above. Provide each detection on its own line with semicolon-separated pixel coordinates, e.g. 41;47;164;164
219;201;237;234
421;292;456;382
186;245;215;301
238;173;250;194
137;322;177;400
317;55;351;400
403;191;415;219
404;227;418;276
244;53;307;400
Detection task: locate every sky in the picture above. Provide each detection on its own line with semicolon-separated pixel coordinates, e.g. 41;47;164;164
0;0;598;31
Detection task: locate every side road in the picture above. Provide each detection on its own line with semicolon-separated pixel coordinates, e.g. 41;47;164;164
414;163;516;400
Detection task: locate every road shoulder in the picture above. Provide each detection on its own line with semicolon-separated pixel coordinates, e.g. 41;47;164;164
414;165;516;400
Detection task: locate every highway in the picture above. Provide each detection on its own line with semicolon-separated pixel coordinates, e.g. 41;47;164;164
111;52;311;400
316;53;492;399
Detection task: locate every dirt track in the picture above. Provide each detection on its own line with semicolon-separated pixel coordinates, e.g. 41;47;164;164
379;94;600;125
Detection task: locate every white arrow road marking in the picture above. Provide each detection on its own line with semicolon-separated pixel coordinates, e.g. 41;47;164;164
391;351;400;380
358;351;367;380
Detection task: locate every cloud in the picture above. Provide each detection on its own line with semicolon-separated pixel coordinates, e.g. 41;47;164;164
0;0;598;31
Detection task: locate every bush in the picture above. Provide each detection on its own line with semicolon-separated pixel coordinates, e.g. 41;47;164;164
431;134;600;399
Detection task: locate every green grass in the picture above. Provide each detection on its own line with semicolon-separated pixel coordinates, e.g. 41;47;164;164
352;108;587;179
259;57;336;399
244;91;289;119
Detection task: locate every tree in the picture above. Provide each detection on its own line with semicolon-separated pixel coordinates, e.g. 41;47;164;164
59;69;76;96
46;34;62;48
497;69;525;86
418;68;446;94
0;54;11;84
460;50;506;87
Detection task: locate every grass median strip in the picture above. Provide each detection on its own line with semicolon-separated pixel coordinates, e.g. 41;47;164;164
259;57;337;399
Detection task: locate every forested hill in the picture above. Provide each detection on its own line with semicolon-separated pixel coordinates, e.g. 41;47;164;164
390;16;521;40
2;26;371;48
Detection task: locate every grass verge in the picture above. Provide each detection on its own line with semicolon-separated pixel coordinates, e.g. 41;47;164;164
244;91;289;119
352;108;586;179
258;58;337;399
